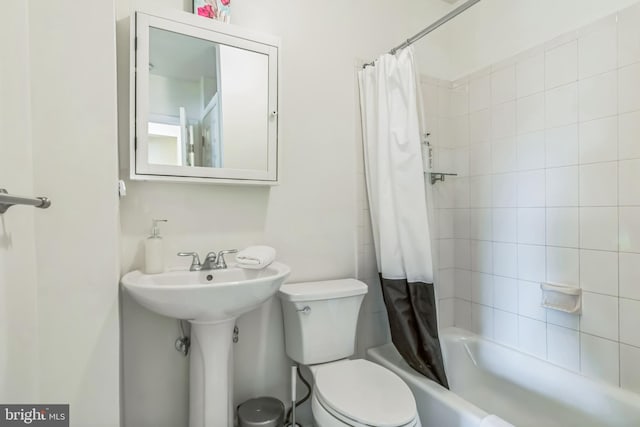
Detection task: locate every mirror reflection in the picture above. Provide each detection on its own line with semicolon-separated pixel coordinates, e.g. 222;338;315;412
147;27;269;171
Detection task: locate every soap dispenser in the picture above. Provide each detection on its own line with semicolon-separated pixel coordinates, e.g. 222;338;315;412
144;219;167;274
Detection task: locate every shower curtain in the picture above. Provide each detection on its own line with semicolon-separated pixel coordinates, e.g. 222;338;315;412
358;47;448;388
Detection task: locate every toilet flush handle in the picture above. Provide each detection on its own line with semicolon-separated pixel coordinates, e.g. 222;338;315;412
297;305;311;315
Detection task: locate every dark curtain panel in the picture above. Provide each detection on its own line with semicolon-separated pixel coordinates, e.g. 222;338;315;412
380;275;449;388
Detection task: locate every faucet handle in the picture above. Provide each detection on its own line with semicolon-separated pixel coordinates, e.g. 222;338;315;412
216;249;238;269
177;252;202;271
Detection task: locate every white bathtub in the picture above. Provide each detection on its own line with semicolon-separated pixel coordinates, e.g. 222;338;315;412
367;327;640;427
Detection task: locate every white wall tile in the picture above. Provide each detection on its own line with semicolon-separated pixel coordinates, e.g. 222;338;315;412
469;175;492;207
518;280;546;321
518;316;547;359
581;292;619;341
546;124;579;168
619;63;640;114
438;210;454;239
545;83;578;128
517;52;544;98
451;115;470;147
492;208;517;242
546;207;579;247
472;303;494;338
436;179;455;208
453;209;470;239
581;333;620;386
580;207;618;251
517;130;545;171
517;93;545;135
517;245;546;283
517;208;546;245
470;208;492;241
546;166;579;207
546;247;579;286
620;252;640;300
547;309;580;330
580;250;618;296
492;101;516;139
620;343;640;394
438;269;456;299
454;299;472;330
492;174;517;207
491;66;516;106
620;298;640;347
492;138;517;173
494;276;518;313
493;242;518;279
578;20;617;79
547;324;580;371
471;272;494;306
620;207;640;253
455;239;472;270
469;109;491;145
438;86;452;117
546;41;578;89
439;239;455;269
619;159;640;205
518;170;546;207
494;309;518;347
454;178;470;208
618;3;640;67
579;162;618;206
450;85;469;117
579;117;618;164
455;269;472;300
469;75;491;113
454;148;470;177
471;240;493;274
438;298;455;328
579;71;617;122
619;111;640;161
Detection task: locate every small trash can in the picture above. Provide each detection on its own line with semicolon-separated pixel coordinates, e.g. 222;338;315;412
238;396;285;427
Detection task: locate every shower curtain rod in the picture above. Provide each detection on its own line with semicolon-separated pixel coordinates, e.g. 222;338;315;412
362;0;482;68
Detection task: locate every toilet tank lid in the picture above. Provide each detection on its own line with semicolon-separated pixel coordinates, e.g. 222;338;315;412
278;279;368;302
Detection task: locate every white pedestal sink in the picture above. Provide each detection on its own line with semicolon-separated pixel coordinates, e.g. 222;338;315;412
122;262;290;427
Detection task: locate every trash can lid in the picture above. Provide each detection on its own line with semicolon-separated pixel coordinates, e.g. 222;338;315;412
238;397;284;426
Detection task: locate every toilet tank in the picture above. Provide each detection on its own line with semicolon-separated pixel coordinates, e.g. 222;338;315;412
278;279;368;365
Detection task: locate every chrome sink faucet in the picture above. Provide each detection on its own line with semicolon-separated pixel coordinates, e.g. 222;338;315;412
178;249;238;271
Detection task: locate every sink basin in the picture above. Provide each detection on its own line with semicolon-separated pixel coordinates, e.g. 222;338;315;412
122;262;290;322
122;261;290;427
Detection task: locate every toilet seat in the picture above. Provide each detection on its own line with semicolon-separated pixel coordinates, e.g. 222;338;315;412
313;359;418;427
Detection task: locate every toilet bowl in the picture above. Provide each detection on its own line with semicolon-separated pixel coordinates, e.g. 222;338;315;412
277;279;421;427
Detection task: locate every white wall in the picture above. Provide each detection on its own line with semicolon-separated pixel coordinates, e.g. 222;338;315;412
116;0;453;426
0;0;121;425
434;1;640;393
429;0;640;79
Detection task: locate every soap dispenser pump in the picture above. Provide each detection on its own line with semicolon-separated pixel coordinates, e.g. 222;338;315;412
144;219;167;274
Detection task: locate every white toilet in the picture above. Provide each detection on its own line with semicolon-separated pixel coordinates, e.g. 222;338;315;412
278;279;421;427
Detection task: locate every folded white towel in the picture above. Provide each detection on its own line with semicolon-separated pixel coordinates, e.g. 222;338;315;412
480;415;514;427
236;246;276;269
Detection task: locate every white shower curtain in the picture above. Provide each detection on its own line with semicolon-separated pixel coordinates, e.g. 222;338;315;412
358;46;448;387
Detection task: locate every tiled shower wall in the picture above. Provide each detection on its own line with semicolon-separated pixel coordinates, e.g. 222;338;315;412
431;2;640;392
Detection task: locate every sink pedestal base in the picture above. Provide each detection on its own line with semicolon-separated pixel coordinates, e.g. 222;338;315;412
189;318;235;427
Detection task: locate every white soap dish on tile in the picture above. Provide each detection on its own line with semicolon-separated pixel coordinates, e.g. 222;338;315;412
540;282;581;314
